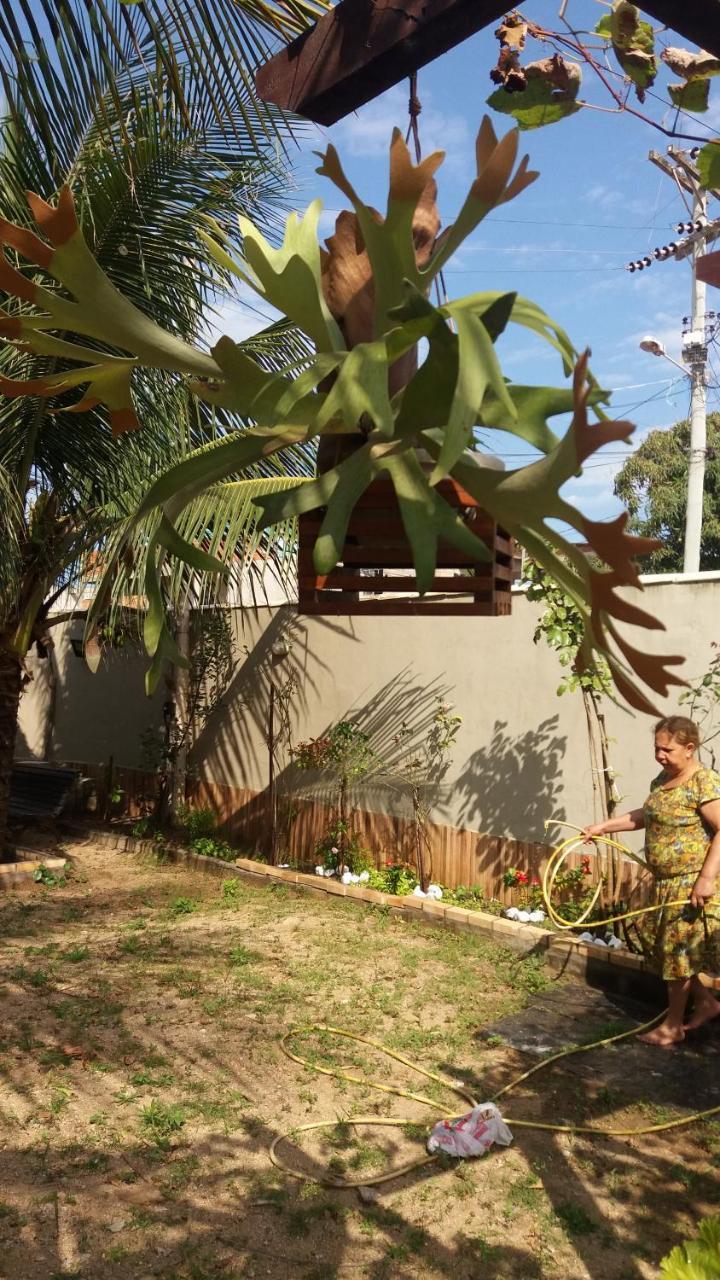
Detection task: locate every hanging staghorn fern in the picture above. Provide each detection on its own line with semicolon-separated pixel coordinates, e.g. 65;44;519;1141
0;118;684;711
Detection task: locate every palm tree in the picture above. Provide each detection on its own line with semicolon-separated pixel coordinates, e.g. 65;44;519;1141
0;0;322;849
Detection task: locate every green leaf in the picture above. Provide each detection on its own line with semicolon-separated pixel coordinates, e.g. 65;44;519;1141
668;80;710;112
155;515;227;576
431;306;515;482
698;142;720;191
487;59;581;131
608;1;656;98
313;447;375;574
238;200;345;354
313;340;396;438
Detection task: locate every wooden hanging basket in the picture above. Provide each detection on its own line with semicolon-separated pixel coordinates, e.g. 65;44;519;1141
298;475;514;615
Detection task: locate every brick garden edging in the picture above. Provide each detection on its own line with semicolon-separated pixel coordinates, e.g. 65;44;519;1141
70;826;665;1004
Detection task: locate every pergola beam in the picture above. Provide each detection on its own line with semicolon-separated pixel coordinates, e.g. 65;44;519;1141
255;0;720;126
255;0;509;125
637;2;720;59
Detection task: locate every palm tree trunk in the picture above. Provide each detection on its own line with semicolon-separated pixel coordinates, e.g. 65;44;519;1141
0;648;23;855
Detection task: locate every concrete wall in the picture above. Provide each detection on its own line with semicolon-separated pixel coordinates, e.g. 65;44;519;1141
15;575;720;846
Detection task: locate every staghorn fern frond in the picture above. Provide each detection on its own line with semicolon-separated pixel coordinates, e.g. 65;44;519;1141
0;117;685;710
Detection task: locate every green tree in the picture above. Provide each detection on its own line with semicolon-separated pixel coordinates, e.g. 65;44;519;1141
613;414;720;572
0;0;321;851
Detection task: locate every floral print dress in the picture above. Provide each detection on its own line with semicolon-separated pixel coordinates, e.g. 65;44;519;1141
636;766;720;980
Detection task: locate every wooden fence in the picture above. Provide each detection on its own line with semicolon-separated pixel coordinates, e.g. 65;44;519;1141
66;760;648;904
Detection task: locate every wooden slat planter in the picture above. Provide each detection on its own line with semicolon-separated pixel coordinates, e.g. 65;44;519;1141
298;476;513;615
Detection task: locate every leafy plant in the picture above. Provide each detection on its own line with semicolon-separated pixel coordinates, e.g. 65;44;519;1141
486;2;719;167
367;862;418;896
660;1215;720;1277
139;1100;187;1150
0;121;681;724
191;837;236;862
179;806;218;841
169;897;197;917
502;867;544;910
314;820;373;875
295;722;380;865
33;865;66;889
390;697;462;891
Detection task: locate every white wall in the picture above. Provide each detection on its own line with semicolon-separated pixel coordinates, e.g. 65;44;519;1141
16;576;720;844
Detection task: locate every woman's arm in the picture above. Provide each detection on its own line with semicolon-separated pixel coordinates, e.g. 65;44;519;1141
582;809;645;843
690;798;720;907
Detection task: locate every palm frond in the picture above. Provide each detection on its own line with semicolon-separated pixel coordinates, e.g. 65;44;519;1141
0;0;329;174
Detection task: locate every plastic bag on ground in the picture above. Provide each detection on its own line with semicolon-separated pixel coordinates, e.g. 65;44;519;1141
427;1103;513;1158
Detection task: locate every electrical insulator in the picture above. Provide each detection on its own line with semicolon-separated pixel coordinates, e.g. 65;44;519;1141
642;256;652;268
690;146;701;158
668;242;679;254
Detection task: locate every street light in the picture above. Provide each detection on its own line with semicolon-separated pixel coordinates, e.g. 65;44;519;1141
638;336;687;374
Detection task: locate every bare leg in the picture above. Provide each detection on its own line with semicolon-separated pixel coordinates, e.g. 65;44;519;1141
684;975;720;1031
637;979;689;1047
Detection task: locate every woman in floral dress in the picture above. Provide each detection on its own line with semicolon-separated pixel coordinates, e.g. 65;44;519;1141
583;715;720;1048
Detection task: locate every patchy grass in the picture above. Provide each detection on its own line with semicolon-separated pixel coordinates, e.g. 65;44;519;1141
0;837;715;1280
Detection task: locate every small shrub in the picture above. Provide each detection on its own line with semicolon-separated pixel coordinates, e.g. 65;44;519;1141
33;864;66;888
228;944;257;968
191;836;235;862
169;896;197;917
221;879;240;904
314;820;372;875
178;805;217;841
131;817;155;838
140;1100;186;1149
367;862;417;896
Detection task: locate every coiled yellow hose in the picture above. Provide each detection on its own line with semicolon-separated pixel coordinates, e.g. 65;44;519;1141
269;825;720;1188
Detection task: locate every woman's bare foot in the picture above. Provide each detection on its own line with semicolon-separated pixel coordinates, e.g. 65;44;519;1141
684;996;720;1032
637;1023;685;1048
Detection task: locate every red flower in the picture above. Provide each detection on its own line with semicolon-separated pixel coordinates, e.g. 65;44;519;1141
516;870;529;885
531;877;540;887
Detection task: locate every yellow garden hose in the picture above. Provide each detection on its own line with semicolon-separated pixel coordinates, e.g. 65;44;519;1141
269;826;720;1188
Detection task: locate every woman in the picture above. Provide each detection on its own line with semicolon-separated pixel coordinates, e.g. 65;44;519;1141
583;715;720;1048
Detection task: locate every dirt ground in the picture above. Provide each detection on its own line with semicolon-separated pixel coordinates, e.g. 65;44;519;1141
0;837;717;1280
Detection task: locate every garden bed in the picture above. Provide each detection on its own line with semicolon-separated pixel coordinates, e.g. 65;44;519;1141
80;823;664;1004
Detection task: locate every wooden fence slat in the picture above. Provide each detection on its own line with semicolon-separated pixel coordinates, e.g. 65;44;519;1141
59;759;649;902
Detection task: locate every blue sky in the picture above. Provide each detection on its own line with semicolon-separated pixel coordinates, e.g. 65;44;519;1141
220;0;720;528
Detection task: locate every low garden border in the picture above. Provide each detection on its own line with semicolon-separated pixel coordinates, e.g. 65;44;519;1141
69;824;665;1004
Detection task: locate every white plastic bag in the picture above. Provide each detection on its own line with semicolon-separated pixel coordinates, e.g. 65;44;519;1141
427;1103;513;1158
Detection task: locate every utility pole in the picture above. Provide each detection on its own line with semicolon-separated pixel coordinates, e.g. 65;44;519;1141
684;183;709;574
627;146;720;573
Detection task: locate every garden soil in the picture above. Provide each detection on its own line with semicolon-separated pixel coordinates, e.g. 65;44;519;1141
0;834;717;1279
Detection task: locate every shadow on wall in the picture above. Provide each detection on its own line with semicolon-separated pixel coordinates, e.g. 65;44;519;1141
455;716;566;842
191;605;324;790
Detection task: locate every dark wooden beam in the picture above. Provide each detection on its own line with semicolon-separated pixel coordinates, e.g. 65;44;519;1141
638;2;720;60
255;0;509;125
256;0;720;126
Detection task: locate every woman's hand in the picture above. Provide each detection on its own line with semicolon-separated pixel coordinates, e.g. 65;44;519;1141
581;823;606;845
690;873;717;908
